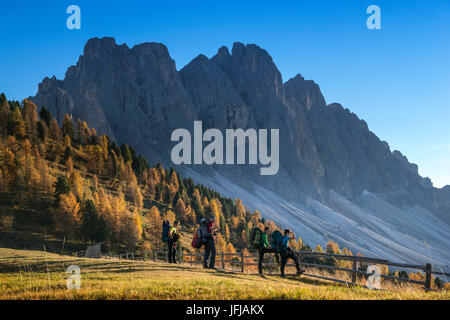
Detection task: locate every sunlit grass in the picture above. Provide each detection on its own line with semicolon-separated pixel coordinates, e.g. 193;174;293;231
0;248;448;300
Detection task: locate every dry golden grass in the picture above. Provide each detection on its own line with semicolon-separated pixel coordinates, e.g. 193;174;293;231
0;248;448;300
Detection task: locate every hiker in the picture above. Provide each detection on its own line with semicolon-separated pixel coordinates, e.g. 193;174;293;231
196;218;207;246
203;215;218;269
192;219;203;249
279;229;305;278
257;227;278;275
168;220;180;263
162;220;171;243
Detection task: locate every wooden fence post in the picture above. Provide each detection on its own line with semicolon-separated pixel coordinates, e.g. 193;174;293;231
425;263;432;291
179;251;183;264
131;252;134;260
154;251;157;262
190;254;193;266
126;253;129;260
241;251;245;273
221;252;225;270
351;261;357;285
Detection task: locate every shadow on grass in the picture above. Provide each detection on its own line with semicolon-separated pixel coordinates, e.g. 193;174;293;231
282;273;350;288
0;255;357;292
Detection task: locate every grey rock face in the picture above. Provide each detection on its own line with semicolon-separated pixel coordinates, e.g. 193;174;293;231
30;37;449;224
32;76;75;124
33;37;196;164
180;54;252;130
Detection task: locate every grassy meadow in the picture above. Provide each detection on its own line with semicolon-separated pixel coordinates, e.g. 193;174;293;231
0;248;448;300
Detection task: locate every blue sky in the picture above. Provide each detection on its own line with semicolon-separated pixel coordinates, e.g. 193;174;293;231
0;0;449;187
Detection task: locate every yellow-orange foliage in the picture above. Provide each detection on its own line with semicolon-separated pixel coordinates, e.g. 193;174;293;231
163;209;176;224
185;205;196;225
209;198;222;227
129;178;143;211
216;234;227;253
235;198;246;218
96;187;115;232
170;170;179;191
68;171;84;200
224;242;237;268
224;223;230;241
56;192;81;238
119;209;142;250
175;198;187;222
145;206;162;250
150;167;161;185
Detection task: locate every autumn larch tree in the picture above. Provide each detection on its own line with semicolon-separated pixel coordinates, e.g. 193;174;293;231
62;114;75;140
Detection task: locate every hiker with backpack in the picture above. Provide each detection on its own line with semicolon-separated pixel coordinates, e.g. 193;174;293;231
203;215;218;269
250;226;278;275
191;219;203;250
192;218;207;249
162;220;180;263
259;227;279;275
279;229;305;278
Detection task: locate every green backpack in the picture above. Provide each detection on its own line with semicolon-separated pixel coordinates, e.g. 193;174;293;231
270;230;283;252
250;227;263;249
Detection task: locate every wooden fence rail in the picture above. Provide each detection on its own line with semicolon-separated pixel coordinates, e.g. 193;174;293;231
91;249;450;292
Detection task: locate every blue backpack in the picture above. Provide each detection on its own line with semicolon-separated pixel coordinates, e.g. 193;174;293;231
270;230;283;252
162;220;171;243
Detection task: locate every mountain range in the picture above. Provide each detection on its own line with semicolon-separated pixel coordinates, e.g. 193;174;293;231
30;37;450;270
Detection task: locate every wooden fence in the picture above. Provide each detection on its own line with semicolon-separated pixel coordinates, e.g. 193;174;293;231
93;249;450;292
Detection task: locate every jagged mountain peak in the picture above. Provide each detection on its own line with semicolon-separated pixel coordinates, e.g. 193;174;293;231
180;51;252;129
82;37;123;59
211;45;232;75
284;74;326;110
230;42;280;76
131;41;171;58
84;36;117;48
184;54;210;66
212;42;281;81
213;42;284;103
82;37;172;66
290;73;305;81
38;76;63;94
231;42;270;58
216;45;230;56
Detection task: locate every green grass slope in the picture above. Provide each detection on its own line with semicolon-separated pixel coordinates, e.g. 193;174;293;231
0;248;448;300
